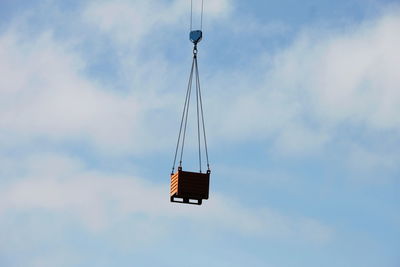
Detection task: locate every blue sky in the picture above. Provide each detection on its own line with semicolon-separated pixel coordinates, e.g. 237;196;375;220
0;0;399;266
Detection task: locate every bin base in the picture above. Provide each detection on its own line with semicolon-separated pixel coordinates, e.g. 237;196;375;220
170;195;203;205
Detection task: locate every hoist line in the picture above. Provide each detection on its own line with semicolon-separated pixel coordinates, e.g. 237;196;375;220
179;57;194;168
201;0;204;30
190;0;193;31
195;56;210;171
190;0;204;31
171;46;210;174
172;57;195;174
172;0;208;174
195;54;202;172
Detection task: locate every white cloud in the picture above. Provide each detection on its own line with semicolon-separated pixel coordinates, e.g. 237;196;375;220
0;29;183;155
283;14;400;130
0;2;397;265
0;0;233;156
84;0;232;45
0;31;143;153
346;144;400;178
0;2;398;188
208;10;400;159
0;153;333;243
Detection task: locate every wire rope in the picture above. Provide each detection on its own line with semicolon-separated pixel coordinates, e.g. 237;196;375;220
190;0;204;31
201;0;204;30
195;57;210;171
171;0;209;174
195;55;202;172
179;59;194;168
190;0;193;31
172;58;195;174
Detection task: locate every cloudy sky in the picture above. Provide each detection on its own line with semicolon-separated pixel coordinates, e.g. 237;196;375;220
0;0;399;266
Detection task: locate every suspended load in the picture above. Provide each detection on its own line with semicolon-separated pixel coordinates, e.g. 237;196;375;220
170;0;210;205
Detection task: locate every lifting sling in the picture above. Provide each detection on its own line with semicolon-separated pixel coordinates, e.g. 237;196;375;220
170;0;210;205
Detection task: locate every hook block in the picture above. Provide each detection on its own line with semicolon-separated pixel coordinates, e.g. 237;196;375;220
190;30;203;44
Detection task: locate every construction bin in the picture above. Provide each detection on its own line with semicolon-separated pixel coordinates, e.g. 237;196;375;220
170;168;210;205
